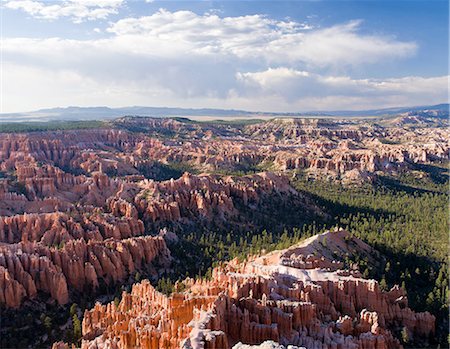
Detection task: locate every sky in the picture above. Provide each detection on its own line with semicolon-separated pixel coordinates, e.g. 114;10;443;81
1;0;449;113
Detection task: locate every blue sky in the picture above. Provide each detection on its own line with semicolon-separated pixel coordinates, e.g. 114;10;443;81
2;0;448;113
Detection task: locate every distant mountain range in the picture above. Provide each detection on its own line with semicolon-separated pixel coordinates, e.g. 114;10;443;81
310;104;449;118
0;104;448;122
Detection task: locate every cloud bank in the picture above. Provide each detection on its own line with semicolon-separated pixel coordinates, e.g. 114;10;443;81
2;8;447;112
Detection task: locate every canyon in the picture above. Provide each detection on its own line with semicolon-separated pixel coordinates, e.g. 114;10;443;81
0;116;447;348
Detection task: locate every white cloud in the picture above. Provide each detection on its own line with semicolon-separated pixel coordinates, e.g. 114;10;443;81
286;20;417;67
238;67;448;96
4;0;124;23
105;10;415;66
2;9;445;113
236;68;448;110
3;59;446;113
237;68;310;88
3;62;177;112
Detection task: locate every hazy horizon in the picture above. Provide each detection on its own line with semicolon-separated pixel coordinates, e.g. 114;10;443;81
1;102;448;118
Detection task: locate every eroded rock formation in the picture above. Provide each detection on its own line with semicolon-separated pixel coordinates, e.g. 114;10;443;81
1;119;448;195
135;172;296;225
63;230;434;349
0;162;304;308
0;235;170;308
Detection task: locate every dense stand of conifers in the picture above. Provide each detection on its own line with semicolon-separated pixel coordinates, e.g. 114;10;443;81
161;163;449;347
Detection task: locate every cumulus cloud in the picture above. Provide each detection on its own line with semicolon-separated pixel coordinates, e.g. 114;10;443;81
106;10;415;66
4;0;124;23
2;8;445;112
237;68;310;88
287;20;417;67
236;67;449;107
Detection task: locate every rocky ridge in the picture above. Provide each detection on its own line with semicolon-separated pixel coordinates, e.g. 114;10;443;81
53;230;435;349
1;120;448;188
0;169;303;308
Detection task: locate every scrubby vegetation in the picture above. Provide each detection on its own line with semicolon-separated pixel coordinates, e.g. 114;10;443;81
0;120;107;133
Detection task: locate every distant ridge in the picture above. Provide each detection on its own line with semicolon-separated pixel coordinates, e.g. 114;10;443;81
0;103;448;122
315;103;449;117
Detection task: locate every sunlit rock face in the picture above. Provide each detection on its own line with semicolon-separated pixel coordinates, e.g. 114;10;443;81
135;171;297;226
53;230;434;349
0;234;171;308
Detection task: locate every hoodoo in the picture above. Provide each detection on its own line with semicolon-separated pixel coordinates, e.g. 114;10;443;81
53;230;434;349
